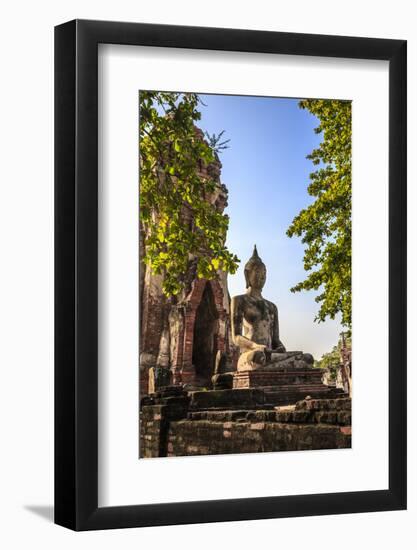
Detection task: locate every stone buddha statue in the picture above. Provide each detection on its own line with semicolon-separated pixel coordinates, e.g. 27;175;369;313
231;246;314;372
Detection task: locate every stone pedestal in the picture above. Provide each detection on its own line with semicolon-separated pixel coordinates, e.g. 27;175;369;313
232;366;346;406
233;366;325;389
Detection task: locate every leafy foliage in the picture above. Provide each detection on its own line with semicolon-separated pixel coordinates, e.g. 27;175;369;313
204;130;231;153
287;99;352;327
314;346;340;380
139;91;239;296
314;332;351;380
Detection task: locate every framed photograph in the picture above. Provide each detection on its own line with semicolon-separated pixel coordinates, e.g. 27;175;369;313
55;19;406;530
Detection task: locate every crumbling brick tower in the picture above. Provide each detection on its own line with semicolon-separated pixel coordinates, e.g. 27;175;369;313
139;128;233;396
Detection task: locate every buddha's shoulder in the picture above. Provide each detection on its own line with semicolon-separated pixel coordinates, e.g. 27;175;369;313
231;294;277;310
264;298;278;312
231;294;248;305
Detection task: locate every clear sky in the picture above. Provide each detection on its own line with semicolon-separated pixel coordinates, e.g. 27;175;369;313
197;93;343;360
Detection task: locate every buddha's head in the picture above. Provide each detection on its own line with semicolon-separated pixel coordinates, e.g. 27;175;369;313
244;245;266;290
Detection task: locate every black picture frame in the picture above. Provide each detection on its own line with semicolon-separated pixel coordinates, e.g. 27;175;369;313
55;19;407;531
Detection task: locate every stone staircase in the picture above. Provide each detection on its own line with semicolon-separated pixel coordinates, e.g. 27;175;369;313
263;384;346;406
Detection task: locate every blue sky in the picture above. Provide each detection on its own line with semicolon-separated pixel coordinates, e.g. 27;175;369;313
197;93;343;359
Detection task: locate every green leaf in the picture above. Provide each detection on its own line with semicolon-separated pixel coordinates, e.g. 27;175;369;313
139;91;239;297
288;99;352;327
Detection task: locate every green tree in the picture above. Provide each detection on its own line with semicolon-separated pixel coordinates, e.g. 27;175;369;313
314;345;340;380
314;332;351;380
140;92;239;296
287;99;352;327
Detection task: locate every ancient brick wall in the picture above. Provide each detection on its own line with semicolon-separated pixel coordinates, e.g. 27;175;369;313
139;397;351;458
167;419;351;457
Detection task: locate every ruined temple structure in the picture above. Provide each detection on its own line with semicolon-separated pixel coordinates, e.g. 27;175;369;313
337;332;352;395
139;127;351;458
139;128;234;397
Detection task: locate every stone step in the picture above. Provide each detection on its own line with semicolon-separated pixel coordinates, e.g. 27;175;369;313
186;399;351;425
186;386;348;411
264;388;348;407
264;384;334;391
188;388;267;410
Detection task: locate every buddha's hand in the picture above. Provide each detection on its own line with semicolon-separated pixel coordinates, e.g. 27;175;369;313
252;343;267;352
249;344;267;366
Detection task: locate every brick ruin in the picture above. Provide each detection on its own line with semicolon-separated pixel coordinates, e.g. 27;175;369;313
140;390;351;458
139;127;351;458
139;128;233;395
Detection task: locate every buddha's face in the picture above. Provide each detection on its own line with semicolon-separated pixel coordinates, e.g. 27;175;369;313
247;264;266;290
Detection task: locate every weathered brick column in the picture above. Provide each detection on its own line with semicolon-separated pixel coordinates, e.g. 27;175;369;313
139;388;189;458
